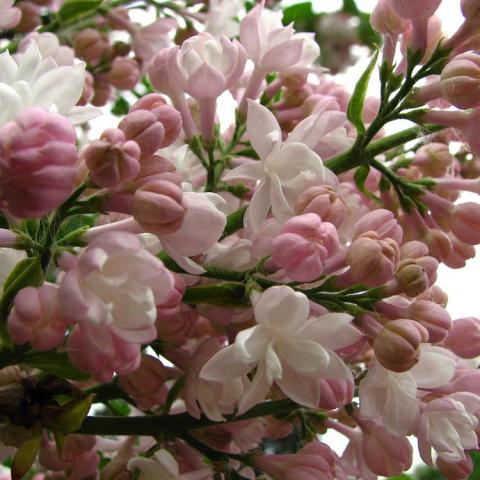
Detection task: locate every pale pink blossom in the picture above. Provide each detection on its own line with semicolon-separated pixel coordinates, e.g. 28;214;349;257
272;213;340;282
118;355;168;409
254;441;343;480
200;286;361;413
239;3;318;73
127;449;212;480
359;346;456;435
0;40;98;125
132;18;178;63
224;101;335;232
0;0;21;30
156;191;227;274
417;392;480;465
59;231;174;342
67;322;142;381
0;107;78;218
184;337;248;421
8;283;69;351
18;32;74;66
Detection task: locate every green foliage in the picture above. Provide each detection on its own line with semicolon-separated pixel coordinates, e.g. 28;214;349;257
11;427;42;480
46;395;94;433
0;257;43;320
111;96;130;116
347;50;379;135
282;2;315;31
58;0;103;23
20;351;91;381
353;165;381;203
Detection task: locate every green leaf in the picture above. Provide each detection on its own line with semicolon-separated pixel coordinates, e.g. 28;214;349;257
162;376;185;415
222;206;246;238
353;165;382;203
58;0;103;23
282;2;315;30
183;282;247;307
106;399;131;416
47;395;94;433
0;257;43;319
20;351;91;381
111;96;130;116
11;428;42;480
347;50;379;135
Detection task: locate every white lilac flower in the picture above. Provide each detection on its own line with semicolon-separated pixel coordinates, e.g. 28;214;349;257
0;40;99;126
200;285;361;413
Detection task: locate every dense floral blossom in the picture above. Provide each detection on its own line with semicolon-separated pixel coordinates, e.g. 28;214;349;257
0;41;97;125
2;1;480;479
200;286;361;413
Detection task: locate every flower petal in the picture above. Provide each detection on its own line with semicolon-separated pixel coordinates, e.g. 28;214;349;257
246;100;282;159
223;161;264;182
238;361;272;414
304;313;361;351
30;63;85;115
411;346;456;388
235;325;270;363
245;178;271;233
277;361;321;408
277;338;330;374
253;285;310;331
200;344;252;381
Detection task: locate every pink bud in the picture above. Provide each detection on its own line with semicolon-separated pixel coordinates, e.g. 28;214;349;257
440;53;480;109
132;180;187;235
422;229;452;261
8;283;68;351
118;110;165;158
445;317;480;358
108;57;140;90
254;442;341;480
0;229;20;248
407;300;451;343
374;319;429;372
390;0;441;19
156;304;197;346
461;0;480;20
417;284;448;306
15;2;41;32
436;455;473;480
450;202;480;245
413;143;454;177
0;0;20;29
294;186;347;226
400;240;429;259
347;235;400;287
395;260;430;297
67;323;141;382
148;48;176;95
130;95;182;148
118;355;168;409
444;237;476;269
83;128;141;189
0;108;78;218
317;378;354;410
353;209;403;243
371;0;409;35
272;214;340;282
73;28;109;62
360;420;413;476
91;73;112;107
77;71;94;106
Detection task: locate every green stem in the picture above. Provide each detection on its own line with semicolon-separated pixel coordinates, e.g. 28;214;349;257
325;124;445;174
76;399;298;436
